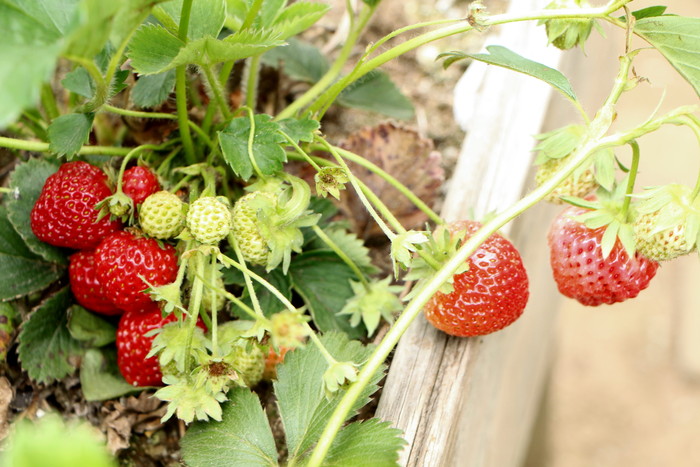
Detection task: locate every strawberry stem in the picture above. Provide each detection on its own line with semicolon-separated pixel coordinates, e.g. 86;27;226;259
202;65;233;122
620;140;640;221
231;238;266;319
175;0;196;164
312;225;370;290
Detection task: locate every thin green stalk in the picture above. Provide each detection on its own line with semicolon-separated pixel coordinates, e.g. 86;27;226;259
178;0;194;40
64;55;108;113
40;83;60;121
620;140;640;220
333;145;443;226
209;254;219;357
309;3;629;117
176;66;196;164
306;46;639;467
245;54;263;110
283;135;322;171
203;65;233;121
231;237;265;318
275;4;377;120
242;107;265;179
312;225;369;288
240;0;264;30
320;139;397;239
0;136;132;156
184;254;205;375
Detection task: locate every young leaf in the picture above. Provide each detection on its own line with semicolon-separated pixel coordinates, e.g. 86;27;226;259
277;116;320;143
442;45;577;102
0;4;63;128
276;332;384;462
67;305;116;347
127;24;185;75
6;158;66;265
619;6;668;21
635;16;700;98
131;70;176;108
62;67;96;99
270;1;330;40
289;251;365;339
262;37;329;83
0;206;65;300
80;348;140;401
48;113;95;158
338;70;414;120
154;0;226;40
324;418;406;467
181;387;278;467
18;288;83;384
218;114;287;180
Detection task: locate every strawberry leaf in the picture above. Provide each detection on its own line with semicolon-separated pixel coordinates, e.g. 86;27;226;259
262;37;329;82
288;252;365;339
154;0;226;40
67;305;116;347
80;348;140;402
131;71;176;109
6;159;66;265
181;387;278;467
127;24;185;75
0;206;65;300
338;70;414;120
218;114;287;180
18;288;83;384
635;16;700;98
305;226;379;275
325;418;406;466
277;116;320;143
275;332;386;462
62;67;96;99
223;265;293;318
48;113;95;159
442;45;577;102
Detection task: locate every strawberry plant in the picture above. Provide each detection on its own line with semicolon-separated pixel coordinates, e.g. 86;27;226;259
0;0;699;465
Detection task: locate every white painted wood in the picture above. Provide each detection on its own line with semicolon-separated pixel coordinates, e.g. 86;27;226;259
375;1;564;465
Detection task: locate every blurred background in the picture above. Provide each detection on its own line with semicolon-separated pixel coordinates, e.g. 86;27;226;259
526;1;700;466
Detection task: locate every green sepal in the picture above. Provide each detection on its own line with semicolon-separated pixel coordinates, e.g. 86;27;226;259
339;277;402;336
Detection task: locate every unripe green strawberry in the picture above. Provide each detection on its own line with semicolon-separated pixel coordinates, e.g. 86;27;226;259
231;191;275;265
139;191;187;239
187;196;233;245
634;184;700;262
225;340;265;387
535;157;597;203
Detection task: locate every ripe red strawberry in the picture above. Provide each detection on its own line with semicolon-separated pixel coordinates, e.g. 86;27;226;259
423;220;529;337
30;161;121;249
122;165;161;206
95;230;178;313
548;205;659;306
68;249;121;315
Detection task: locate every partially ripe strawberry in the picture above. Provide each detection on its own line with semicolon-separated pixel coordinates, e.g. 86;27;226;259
95;230;178;313
548;205;659;306
69;249;121;315
423;220;529;337
122;166;161;206
30;161;121;249
262;346;291;381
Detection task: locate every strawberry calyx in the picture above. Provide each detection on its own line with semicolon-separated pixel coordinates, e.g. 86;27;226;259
338;277;403;336
539;0;595;50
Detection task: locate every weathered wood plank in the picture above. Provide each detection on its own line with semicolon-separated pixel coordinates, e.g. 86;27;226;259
375;1;564;465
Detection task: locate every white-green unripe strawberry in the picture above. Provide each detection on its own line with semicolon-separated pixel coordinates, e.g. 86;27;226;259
225;340;265;388
232;191;276;266
139;191;187;239
187;196;233;245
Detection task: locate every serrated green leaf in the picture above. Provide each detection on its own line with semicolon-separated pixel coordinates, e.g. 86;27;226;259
620;6;668;21
635;16;700;98
18;288;83;383
275;332;383;462
271;1;329;40
131;70;176;108
110;0;170;47
338;70;414;120
261;37;328;82
461;45;577;102
6;159;66;265
80;348;140;401
277;116;320;143
155;0;226;40
218;114;287;180
0;206;65;300
62;67;96;98
325;418;405;467
307;227;379;275
67;305;116;347
127;24;184;75
181;387;278;467
5;0;79;39
48;113;95;158
289;251;365;338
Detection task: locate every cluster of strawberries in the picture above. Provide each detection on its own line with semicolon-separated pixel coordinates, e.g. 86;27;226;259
30;161;180;386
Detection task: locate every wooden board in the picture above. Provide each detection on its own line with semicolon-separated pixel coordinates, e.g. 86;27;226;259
375;1;564;465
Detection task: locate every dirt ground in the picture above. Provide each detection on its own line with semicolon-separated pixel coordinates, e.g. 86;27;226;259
525;1;700;466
